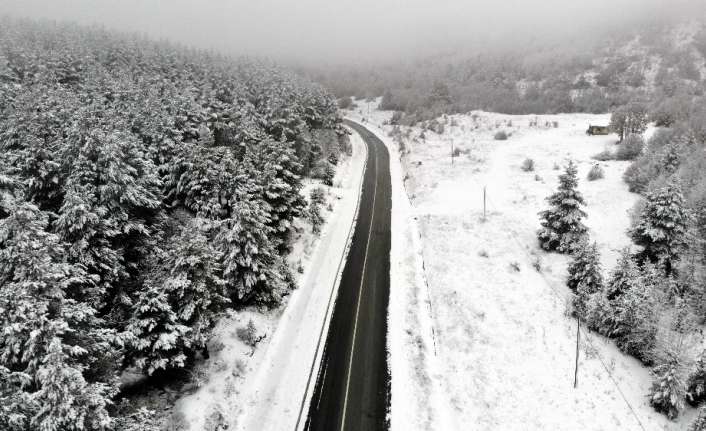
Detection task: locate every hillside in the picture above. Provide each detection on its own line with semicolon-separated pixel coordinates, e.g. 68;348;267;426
316;18;706;122
0;17;344;430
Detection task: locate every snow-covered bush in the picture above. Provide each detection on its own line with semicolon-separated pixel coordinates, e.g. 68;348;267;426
587;164;605;181
494;130;508;140
592;150;613;161
521;158;535;172
309;200;324;234
615;134;645;160
310;187;326;206
237;320;259;348
537;161;588;253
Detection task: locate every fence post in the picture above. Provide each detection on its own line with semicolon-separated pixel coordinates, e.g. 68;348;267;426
574;318;580;388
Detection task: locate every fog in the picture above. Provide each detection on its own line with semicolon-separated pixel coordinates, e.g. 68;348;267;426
0;0;702;65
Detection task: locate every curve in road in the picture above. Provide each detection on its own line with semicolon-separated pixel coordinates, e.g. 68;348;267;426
305;120;392;431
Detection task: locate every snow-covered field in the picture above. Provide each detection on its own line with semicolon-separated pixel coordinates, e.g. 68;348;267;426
348;102;697;430
176;130;367;430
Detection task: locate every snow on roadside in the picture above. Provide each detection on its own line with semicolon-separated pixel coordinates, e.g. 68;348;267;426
351;102;697;430
176;131;367;430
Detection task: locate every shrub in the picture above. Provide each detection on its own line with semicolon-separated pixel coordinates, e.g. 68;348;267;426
521;158;535;172
390;111;403;125
322;163;336;186
615;134;645;161
236;319;258;347
309;201;324;234
310;187;326;206
587;164;605;181
592;150;613;161
494;131;508;140
338;97;353;109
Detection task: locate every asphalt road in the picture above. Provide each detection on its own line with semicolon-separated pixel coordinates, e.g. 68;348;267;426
305;120;392;431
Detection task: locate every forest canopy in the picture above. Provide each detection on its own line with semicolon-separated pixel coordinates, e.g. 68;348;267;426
0;17;344;430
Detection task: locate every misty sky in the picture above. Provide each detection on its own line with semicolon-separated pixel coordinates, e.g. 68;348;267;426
0;0;701;65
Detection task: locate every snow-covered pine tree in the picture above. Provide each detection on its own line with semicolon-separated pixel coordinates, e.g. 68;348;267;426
691;406;706;431
566;241;604;318
649;356;687;419
0;203;117;429
158;220;228;349
32;338;114;431
54;127;162;316
611;262;663;363
630;180;692;274
0;204;77;372
216;197;282;304
244;138;305;249
605;248;640;300
0;365;34;430
537;160;588;253
688;350;706;406
586;248;640;335
126;284;190;375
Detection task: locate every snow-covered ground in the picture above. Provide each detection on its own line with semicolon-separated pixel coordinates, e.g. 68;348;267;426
348;101;697;430
176;129;367;430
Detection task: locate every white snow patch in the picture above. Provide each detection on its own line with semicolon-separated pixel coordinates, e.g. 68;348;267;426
350;104;698;430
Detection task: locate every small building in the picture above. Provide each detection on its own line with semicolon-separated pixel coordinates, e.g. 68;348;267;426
586;125;610;136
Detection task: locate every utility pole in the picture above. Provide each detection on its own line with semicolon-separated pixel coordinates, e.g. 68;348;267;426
482;186;487;221
451;139;455;166
574;318;580;388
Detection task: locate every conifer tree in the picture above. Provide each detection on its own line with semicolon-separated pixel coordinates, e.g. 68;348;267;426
630;180;692;274
244;139;305;249
611;263;663;362
649;356;686;419
33;339;114;431
605;248;640;300
566;241;604;318
687;350;706;406
158;221;228;348
690;406;706;431
216;198;279;304
126;284;190;375
537;160;588;253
